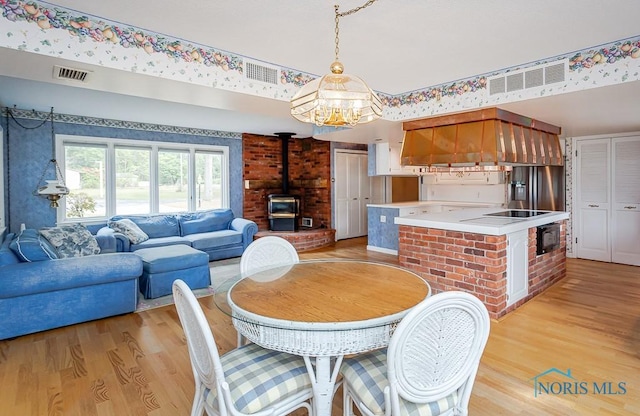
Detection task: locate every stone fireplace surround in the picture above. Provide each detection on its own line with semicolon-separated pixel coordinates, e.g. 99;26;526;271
242;133;334;251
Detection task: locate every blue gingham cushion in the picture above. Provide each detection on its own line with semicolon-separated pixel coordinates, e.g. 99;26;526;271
341;349;458;416
204;343;311;414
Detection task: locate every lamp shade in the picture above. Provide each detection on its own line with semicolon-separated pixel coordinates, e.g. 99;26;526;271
290;71;382;127
37;180;70;196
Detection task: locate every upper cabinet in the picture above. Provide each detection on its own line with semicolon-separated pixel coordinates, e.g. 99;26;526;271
373;142;417;176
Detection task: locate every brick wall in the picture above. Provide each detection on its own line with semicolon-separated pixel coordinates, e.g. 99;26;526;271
242;133;331;230
399;220;567;319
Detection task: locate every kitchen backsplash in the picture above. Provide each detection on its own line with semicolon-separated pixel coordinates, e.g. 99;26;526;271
421;183;506;205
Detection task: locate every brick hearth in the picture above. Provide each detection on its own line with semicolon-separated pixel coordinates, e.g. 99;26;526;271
254;229;336;252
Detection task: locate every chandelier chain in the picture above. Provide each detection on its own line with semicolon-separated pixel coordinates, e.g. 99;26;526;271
334;0;379;61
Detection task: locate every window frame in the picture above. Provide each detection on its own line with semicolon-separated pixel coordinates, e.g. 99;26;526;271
56;134;230;224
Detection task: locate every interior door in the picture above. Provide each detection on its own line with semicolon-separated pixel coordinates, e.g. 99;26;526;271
611;136;640;266
334;150;371;240
334;152;349;240
575;139;611;262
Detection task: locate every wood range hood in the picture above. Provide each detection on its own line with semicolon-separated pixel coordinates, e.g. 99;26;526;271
400;107;563;167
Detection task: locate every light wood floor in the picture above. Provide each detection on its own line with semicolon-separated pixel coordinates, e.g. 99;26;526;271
1;237;638;415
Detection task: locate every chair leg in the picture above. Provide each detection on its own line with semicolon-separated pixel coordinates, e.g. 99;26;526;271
343;382;353;416
191;383;206;416
237;332;246;347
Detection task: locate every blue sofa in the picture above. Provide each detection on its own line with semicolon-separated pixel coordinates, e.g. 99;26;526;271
0;228;143;340
99;209;258;261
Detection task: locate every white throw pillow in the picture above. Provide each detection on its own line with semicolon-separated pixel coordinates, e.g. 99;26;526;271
108;218;149;244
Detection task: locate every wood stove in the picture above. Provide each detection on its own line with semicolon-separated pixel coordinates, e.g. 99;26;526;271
268;194;300;231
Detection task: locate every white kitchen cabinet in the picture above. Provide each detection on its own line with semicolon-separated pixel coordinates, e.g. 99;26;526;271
374;142;417;175
575;134;640;266
506;229;529;306
398;206;434;216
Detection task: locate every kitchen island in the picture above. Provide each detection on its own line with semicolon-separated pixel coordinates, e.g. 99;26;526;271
395;208;569;318
367;201;501;254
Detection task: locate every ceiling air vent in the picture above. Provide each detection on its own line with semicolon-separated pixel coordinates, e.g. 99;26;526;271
488;59;568;96
244;60;279;85
53;65;92;83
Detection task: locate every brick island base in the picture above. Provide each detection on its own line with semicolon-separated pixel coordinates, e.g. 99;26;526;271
254;228;336;252
398;221;567;319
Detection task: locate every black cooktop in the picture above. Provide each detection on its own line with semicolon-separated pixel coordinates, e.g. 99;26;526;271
485;210;549;218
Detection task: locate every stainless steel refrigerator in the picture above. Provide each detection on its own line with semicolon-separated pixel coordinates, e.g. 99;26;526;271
507;166;565;211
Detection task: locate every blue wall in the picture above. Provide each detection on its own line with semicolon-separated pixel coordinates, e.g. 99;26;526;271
1;109;243;233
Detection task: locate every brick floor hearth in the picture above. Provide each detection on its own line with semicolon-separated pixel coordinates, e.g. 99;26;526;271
253;228;336;252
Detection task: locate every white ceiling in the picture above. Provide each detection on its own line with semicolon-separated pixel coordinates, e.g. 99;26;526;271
1;0;640;143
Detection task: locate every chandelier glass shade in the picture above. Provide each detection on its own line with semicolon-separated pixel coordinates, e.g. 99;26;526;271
290;61;382;127
290;1;382;127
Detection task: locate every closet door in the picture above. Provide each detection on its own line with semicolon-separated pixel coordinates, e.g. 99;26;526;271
611;136;640;266
575;139;611;262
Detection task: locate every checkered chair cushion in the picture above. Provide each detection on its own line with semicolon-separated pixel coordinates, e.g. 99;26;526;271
204;343;312;414
341;349;458;416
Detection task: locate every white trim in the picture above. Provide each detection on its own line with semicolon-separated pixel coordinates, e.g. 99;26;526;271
366;245;398;255
55;134;230;222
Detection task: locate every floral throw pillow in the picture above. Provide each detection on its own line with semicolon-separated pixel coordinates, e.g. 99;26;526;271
39;224;101;258
108;218;149;244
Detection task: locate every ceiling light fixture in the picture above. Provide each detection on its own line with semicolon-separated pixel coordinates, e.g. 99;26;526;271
290;1;382;127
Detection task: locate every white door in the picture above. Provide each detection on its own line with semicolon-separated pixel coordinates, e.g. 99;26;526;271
334;151;371;240
358;154;371;235
575;139;611;262
346;153;361;237
335;152;349;240
611;136;640;266
507;229;529;306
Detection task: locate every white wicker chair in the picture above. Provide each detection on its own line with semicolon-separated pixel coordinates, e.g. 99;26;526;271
172;280;313;416
240;236;299;275
340;291;491;416
237;236;299;346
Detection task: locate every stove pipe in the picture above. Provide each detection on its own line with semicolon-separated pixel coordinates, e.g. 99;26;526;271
275;132;295;194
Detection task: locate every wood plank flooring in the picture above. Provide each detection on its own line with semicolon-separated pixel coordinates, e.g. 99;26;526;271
0;237;638;415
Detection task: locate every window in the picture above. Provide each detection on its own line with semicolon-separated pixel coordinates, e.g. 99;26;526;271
159;149;190;213
115;146;151;215
58;135;229;222
195;151;223;210
64;143;107;218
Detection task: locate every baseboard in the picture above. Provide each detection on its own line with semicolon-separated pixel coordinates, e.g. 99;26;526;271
366;245;398;255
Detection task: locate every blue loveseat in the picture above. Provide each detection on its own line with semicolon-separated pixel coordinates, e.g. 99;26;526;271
0;228;143;340
99;209;258;261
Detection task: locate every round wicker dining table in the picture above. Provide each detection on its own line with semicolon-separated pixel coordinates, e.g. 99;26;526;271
213;259;431;416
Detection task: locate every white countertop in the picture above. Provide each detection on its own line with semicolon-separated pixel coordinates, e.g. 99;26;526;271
367;201;501;209
394;208;570;236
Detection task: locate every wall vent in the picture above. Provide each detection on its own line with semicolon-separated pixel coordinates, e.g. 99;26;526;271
488;59;567;96
53;65;91;83
244;60;279;85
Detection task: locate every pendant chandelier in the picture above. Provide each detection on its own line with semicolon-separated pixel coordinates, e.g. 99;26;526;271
290;1;382;127
32;108;70;208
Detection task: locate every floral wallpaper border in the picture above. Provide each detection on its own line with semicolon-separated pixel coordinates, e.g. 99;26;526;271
1;0;639;121
1;107;242;139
